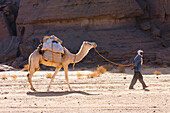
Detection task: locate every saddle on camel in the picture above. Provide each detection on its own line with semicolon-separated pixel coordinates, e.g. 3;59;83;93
39;35;64;63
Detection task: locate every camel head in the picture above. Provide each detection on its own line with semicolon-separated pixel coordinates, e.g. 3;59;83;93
83;41;97;49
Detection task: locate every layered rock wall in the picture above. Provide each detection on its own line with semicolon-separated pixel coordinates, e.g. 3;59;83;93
0;0;169;67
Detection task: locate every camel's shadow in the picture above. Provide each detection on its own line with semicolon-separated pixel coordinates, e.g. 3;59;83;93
27;90;95;97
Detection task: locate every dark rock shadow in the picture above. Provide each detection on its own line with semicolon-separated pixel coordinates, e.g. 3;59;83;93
27;90;96;97
144;89;150;92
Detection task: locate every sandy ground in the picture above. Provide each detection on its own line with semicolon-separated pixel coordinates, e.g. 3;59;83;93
0;67;170;113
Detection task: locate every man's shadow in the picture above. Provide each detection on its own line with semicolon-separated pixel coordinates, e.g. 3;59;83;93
144;89;150;92
27;90;96;97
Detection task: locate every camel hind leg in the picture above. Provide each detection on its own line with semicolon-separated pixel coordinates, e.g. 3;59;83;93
27;51;40;91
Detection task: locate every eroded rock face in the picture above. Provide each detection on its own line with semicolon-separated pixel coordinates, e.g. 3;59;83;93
17;0;143;23
0;0;170;67
16;0;143;40
0;1;19;39
19;38;39;59
16;0;145;63
156;47;170;65
0;36;20;63
0;12;12;41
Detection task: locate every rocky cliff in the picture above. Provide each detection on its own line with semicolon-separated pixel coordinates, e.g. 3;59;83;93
0;0;169;68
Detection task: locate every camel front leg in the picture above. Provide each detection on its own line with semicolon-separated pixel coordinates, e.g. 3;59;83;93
63;65;72;91
47;66;62;91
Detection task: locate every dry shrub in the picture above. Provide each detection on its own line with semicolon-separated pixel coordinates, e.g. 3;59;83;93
161;65;168;68
11;75;17;80
118;66;125;73
103;64;114;71
154;71;162;75
93;71;101;77
1;75;7;80
21;64;29;71
77;72;83;79
86;66;106;79
87;73;93;78
97;66;107;74
46;73;52;78
87;71;101;78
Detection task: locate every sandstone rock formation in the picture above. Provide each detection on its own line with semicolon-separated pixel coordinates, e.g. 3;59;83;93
156;47;170;65
0;11;12;41
0;36;20;63
0;0;169;68
0;0;20;66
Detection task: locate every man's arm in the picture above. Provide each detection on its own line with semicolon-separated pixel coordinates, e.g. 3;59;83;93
131;56;141;70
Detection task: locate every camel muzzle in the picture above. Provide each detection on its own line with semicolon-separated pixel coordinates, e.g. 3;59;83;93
93;43;97;48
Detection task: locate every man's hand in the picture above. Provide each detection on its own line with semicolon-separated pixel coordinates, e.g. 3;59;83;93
131;67;135;70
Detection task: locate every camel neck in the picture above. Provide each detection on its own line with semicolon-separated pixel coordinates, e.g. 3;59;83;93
63;43;92;64
74;43;90;63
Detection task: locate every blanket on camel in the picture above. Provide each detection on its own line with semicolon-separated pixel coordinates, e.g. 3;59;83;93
41;35;64;62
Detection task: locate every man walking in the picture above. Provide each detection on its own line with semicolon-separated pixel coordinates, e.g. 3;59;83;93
129;50;148;89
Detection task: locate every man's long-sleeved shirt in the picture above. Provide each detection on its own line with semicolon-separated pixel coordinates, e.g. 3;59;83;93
133;55;142;73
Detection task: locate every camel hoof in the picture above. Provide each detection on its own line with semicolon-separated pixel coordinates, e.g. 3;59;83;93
31;87;36;91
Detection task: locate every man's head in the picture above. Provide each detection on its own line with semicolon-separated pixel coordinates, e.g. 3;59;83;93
137;50;143;56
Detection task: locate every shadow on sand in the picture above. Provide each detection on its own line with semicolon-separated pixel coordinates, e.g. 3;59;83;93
144;89;150;92
27;90;96;97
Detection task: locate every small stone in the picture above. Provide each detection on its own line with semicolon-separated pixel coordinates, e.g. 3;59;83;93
4;92;9;94
153;106;157;108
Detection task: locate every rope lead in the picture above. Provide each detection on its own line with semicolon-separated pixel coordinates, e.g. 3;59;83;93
94;48;133;67
73;55;76;70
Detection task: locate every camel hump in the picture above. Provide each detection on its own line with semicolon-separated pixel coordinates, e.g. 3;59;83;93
41;35;64;54
43;35;63;44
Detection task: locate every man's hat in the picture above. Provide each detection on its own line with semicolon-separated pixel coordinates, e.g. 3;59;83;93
137;50;143;55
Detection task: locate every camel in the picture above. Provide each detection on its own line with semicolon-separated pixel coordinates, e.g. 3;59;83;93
26;41;97;91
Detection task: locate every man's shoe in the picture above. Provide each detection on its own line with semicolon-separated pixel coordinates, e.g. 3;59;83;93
143;86;148;89
129;87;134;89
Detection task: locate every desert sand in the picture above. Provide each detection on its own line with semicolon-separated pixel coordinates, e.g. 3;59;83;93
0;67;170;113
